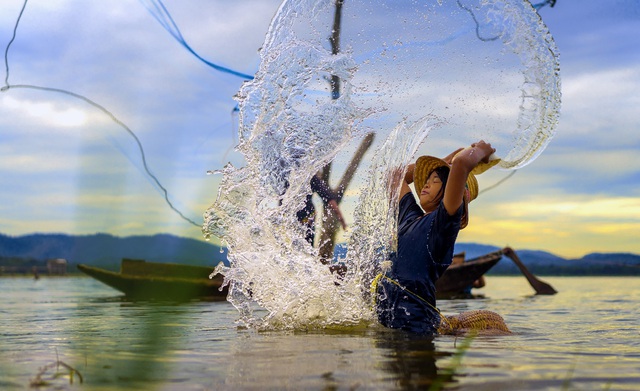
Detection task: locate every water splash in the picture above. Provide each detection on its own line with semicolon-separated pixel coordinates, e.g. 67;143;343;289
203;0;560;330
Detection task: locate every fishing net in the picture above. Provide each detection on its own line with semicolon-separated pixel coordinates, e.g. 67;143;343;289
204;0;560;330
438;309;512;335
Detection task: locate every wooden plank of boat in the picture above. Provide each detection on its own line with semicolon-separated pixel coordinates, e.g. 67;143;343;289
435;250;503;297
77;259;228;301
79;253;500;300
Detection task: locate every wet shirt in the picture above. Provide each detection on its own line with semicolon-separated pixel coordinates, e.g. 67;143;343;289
376;193;463;334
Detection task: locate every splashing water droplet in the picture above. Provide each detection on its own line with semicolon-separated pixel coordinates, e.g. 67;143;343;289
204;0;560;330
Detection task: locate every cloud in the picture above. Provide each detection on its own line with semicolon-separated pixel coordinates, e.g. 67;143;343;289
1;0;639;257
0;150;79;173
502;196;640;221
2;95;88;128
461;195;640;257
560;67;640;140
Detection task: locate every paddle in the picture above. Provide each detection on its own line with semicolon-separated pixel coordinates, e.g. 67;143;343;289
502;247;557;295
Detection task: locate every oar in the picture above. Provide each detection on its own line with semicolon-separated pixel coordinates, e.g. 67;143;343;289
502;247;557;295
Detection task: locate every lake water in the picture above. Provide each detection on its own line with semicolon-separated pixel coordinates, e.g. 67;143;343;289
1;276;638;390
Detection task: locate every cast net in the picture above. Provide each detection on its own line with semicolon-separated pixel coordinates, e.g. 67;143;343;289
203;0;560;330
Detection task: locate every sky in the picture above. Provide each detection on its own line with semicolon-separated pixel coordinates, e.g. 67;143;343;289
0;0;639;259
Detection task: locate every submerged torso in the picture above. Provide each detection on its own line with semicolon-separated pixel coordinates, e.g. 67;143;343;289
376;193;462;334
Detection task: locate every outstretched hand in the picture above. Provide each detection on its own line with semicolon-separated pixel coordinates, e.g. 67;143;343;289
470;140;496;163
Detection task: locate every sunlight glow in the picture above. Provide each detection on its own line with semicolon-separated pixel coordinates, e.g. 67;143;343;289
503;197;640;220
460;196;640;257
4;96;88;127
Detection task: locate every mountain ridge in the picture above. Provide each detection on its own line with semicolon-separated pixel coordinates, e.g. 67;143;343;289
2;233;639;275
454;242;640;275
0;232;227;270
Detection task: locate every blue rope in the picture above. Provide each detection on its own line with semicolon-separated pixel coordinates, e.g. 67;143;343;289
532;0;557;10
3;0;201;227
457;0;499;42
138;0;255;80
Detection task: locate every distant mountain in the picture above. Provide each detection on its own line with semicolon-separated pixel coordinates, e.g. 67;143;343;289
453;243;501;259
452;243;560;274
336;241;639;276
579;252;640;266
0;233;227;271
2;233;639;276
456;243;639;276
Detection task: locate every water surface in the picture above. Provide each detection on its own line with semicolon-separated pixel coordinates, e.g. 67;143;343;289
1;276;638;390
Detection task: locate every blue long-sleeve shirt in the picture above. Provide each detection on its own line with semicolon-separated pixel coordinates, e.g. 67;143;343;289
376;193;463;334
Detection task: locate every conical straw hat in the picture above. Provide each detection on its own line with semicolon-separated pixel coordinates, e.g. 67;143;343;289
413;155;500;202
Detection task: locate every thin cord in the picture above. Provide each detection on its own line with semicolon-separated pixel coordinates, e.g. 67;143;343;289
457;0;558;42
2;0;200;227
479;170;517;195
221;106;239;164
371;273;454;330
532;0;557;10
456;0;500;42
4;84;201;227
138;0;254;80
3;0;28;90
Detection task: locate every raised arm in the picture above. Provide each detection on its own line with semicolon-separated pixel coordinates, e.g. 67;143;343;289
443;141;495;216
442;147;464;164
394;163;415;201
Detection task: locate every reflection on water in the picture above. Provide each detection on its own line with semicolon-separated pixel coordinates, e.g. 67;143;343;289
2;277;640;390
221;328;455;390
375;331;451;390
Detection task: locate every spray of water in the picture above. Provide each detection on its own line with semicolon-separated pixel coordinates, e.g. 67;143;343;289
203;0;560;330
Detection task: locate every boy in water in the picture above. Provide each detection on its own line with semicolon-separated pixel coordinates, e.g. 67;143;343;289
375;140;502;334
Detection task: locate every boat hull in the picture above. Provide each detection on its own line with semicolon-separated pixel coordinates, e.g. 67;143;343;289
79;252;500;301
77;259;228;301
435;250;502;298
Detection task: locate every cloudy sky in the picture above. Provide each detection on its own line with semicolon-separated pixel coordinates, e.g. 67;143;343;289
0;0;638;258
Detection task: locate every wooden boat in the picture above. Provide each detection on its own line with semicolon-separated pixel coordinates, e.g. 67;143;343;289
435;250;503;298
79;250;501;301
77;258;228;301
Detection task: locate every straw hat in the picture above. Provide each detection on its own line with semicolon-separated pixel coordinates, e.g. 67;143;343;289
413;155;500;202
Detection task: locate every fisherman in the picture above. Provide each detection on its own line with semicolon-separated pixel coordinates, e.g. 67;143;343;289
374;140;508;335
451;253;486;293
